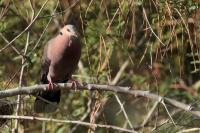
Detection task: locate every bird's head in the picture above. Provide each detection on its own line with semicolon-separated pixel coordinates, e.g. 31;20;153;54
59;25;78;37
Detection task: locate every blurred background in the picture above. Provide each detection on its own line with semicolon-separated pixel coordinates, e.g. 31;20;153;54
0;0;200;132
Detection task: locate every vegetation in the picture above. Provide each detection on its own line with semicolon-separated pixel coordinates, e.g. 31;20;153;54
0;0;200;132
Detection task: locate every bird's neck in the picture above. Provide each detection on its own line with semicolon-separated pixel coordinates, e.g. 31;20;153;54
56;35;71;49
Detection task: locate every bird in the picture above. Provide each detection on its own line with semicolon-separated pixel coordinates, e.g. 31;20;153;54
34;24;81;113
0;100;14;126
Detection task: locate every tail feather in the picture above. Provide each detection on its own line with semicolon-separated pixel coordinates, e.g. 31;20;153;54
34;90;61;113
34;69;67;113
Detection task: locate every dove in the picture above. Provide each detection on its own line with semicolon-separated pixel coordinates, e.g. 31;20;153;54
34;25;81;113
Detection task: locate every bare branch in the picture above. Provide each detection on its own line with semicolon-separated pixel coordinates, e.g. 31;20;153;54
0;115;137;133
0;83;199;118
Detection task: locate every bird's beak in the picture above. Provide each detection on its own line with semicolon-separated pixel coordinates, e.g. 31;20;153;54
72;32;78;37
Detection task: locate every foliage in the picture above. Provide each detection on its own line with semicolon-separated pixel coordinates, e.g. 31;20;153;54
0;0;200;132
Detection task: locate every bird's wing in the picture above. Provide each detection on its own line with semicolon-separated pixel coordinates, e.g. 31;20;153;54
40;41;51;84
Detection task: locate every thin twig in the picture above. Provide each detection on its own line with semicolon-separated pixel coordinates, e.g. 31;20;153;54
111;60;134;129
0;33;27;59
161;100;176;126
111;60;129;85
29;0;35;20
0;0;49;52
106;7;120;31
141;101;160;127
114;94;134;129
142;7;166;46
70;62;91;132
69;97;92;133
14;31;30;132
37;0;80;19
85;0;94;17
177;128;200;133
0;115;137;133
29;1;59;54
174;8;197;71
93;59;132;130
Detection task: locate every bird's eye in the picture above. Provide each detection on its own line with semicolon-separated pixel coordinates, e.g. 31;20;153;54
59;32;63;35
66;28;70;32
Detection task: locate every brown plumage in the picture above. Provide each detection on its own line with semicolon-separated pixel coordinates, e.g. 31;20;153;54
34;25;81;113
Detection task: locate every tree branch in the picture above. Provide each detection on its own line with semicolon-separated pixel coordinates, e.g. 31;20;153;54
0;83;199;118
0;115;136;133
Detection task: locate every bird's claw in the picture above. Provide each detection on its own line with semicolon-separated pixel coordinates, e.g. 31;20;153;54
48;82;57;91
69;80;80;91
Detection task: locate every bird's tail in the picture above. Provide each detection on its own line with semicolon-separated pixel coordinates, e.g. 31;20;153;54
34;90;61;113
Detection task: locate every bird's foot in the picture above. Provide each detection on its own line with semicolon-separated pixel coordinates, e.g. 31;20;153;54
69;79;80;91
48;82;57;91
